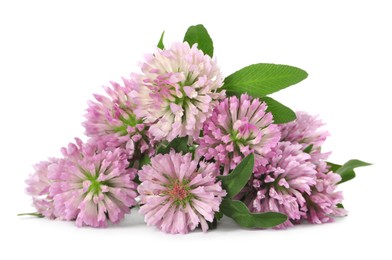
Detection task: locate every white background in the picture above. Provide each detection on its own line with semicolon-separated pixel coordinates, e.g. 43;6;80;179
0;0;390;259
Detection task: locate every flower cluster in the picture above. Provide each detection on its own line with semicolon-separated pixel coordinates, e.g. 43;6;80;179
197;94;280;175
23;24;368;234
83;79;155;163
138;151;226;234
133;42;224;141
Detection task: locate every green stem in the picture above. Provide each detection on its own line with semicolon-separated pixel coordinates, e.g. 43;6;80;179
17;212;44;218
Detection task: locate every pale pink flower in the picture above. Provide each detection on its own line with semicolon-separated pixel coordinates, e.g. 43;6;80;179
25;159;60;219
138;151;226;234
49;139;138;228
305;170;347;224
83;78;154;160
238;142;317;228
279;111;329;153
134;42;225;141
197;94;280;175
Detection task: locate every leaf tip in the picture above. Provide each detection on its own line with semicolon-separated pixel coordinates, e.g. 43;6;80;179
157;30;165;49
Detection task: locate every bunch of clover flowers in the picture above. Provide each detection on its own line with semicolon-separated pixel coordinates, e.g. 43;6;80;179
24;37;229;231
22;24;370;234
198;93;348;229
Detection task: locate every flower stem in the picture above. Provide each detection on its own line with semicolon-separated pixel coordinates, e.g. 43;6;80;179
17;212;44;218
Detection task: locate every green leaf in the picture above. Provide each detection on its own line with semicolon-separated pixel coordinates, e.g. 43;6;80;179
303;144;314;154
260;96;296;123
327;162;342;173
183;24;214;57
336;160;371;184
328;160;371;184
215;211;223;221
157;31;165;49
218;154;254;198
139;154;151;168
223;63;308;97
156;137;190;154
220;199;287;228
337;203;344;209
